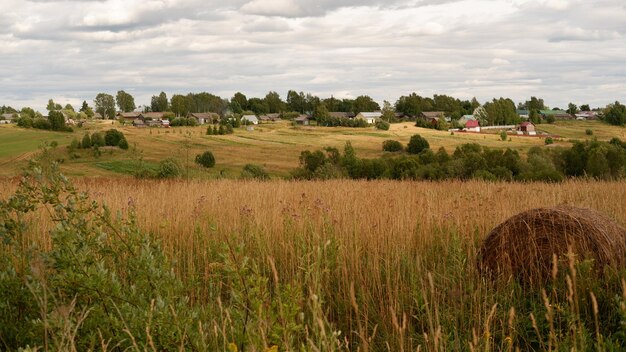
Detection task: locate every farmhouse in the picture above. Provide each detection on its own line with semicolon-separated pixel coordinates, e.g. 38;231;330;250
241;115;259;125
133;119;146;127
421;111;446;119
465;119;481;132
518;121;536;135
266;113;282;121
189;112;219;125
140;112;166;120
294;115;310;125
355;112;382;124
117;112;142;123
1;113;16;123
575;111;599;120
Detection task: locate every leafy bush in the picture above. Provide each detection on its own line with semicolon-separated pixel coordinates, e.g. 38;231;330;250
91;132;105;147
407;134;430;154
240;164;270;180
170;117;198;127
118;137;129;150
32;117;52;130
500;130;507;141
195;151;216;168
382;140;403;152
81;133;92;148
586;129;593;136
545;137;554;145
104;129;125;146
157;158;182;178
375;120;390;130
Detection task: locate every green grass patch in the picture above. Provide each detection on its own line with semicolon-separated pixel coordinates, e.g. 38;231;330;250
95;160;159;175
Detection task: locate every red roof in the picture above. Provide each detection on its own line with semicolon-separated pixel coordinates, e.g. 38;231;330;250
466;120;479;128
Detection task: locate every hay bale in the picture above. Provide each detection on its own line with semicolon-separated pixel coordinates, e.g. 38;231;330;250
478;205;626;284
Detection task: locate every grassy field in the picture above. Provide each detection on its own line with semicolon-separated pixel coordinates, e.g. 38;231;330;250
1;173;626;350
1;119;624;178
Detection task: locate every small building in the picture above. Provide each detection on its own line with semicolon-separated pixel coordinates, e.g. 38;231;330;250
189;112;219;125
140;112;166;120
133;119;146;127
465;119;481;133
258;115;271;122
241;115;259;125
294;115;310;125
518;121;536;135
266;113;281;121
92;112;104;119
421;111;446;119
355;111;382;124
1;113;16;123
117;112;142;123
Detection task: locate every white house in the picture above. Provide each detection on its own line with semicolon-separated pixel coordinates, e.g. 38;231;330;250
241;115;259;125
355;111;382;124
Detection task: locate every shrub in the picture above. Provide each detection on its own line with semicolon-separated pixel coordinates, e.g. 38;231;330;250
91;132;105;147
586;129;593;136
545;137;554;145
195;151;216;168
407;134;430;154
104;129;125;146
17;116;33;128
33;117;52;130
382;140;403;152
500;130;507;141
375;120;390;130
118;138;129;150
157;158;182;178
240;164;270;180
81;133;92;149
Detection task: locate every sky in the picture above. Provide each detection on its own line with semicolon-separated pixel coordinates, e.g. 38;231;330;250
0;0;625;112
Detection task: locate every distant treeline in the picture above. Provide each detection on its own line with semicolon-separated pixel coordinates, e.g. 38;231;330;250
291;136;626;182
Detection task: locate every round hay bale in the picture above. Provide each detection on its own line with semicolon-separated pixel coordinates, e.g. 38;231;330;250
478;205;626;284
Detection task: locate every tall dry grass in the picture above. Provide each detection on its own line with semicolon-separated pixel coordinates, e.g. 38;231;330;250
2;178;626;350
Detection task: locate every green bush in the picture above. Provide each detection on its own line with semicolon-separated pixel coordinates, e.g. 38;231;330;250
545;137;554;145
407;134;430;154
500;130;507;141
81;133;92;148
195;151;216;168
375;120;390;130
586;129;593;136
104;129;125;146
118;138;129;150
382;140;403;152
157;158;182;178
91;132;105;147
240;164;270;180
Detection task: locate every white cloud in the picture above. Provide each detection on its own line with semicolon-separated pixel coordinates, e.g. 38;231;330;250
0;0;625;112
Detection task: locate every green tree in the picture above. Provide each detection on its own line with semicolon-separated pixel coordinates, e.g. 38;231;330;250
264;91;285;113
407;134;430;154
353;95;380;114
94;93;116;119
567;102;578;115
287;90;305;113
80;100;89;112
116;90;136;112
580;104;591;112
151;92;169;112
381;100;395;122
603;101;626;126
230;92;248;113
46;99;61;111
20;107;36;119
170;94;189;117
48;111;66;131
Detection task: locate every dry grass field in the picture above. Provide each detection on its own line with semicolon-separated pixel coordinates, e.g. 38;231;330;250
3;175;626;350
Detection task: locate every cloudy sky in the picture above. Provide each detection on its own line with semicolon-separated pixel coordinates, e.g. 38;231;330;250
1;0;625;112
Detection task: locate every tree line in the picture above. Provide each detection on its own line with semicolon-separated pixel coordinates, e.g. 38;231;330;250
3;91;626;128
291;136;626;182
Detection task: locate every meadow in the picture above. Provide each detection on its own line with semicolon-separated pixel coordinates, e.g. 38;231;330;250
1;119;624;178
1;120;626;350
1;169;626;350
